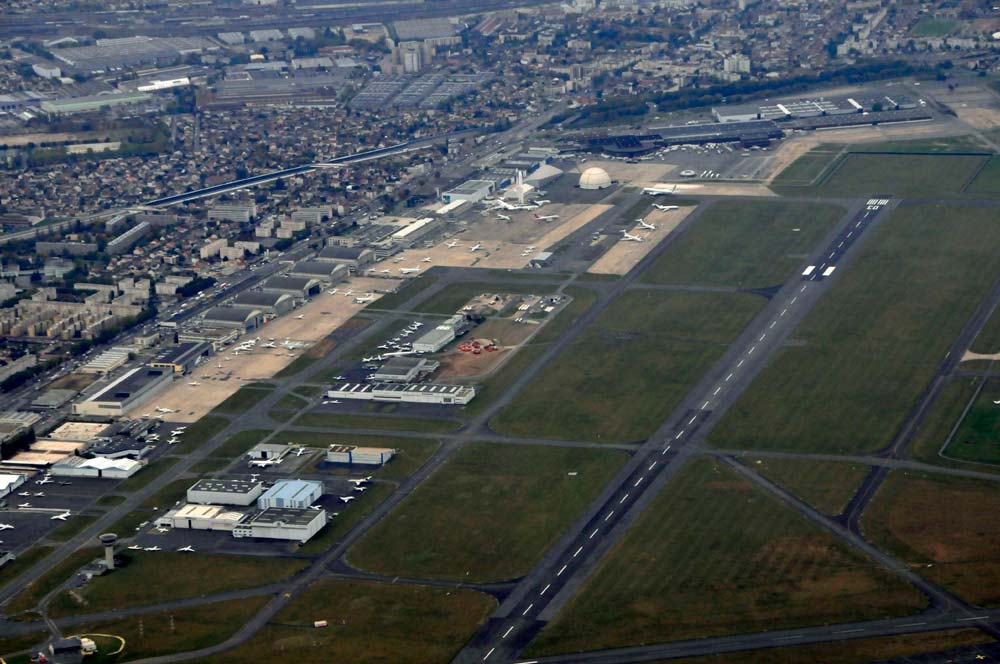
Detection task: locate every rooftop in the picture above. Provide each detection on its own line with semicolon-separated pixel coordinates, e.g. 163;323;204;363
189;478;262;494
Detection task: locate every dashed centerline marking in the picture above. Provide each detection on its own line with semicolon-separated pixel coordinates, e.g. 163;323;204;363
958;616;989;622
604;511;614;521
522;603;534;616
484;647;495;660
713;387;721;396
800;285;807;292
769;321;776;329
900;622;926;627
557;565;567;576
675;431;684;439
541;584;551;595
701;401;710;410
573;547;583;558
749;346;756;354
503;626;514;639
780;308;787;316
836;628;865;634
634;477;644;487
790;296;797;304
759;333;766;341
688;415;697;424
619;493;630;504
648;461;657;471
737;359;744;367
725;373;733;381
590;528;600;538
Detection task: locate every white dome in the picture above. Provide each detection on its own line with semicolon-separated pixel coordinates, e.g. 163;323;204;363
579;167;612;190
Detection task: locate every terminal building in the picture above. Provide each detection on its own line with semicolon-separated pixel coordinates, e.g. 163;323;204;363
327;382;476;405
73;366;174;417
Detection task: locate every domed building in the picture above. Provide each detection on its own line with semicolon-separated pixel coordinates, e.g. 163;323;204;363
579;167;612;190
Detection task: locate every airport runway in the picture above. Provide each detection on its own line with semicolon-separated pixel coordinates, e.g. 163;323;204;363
451;198;900;663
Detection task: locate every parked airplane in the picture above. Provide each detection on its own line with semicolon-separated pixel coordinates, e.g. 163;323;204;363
399;267;420;274
188;381;200;386
469;243;483;252
643;185;677;196
167;437;180;445
355;295;375;304
155;407;175;414
262;342;276;348
653;204;679;211
36;476;53;485
637;219;656;230
339;496;356;503
348;477;372;485
177;545;195;553
380;269;392;274
994;400;1000;405
534;213;559;221
622;230;645;242
322;400;342;405
496;213;512;221
128;545;142;551
144;546;162;552
328;289;339;295
446;240;460;248
422;257;432;263
17;503;30;508
490;199;538;211
295;447;306;457
295;314;305;320
33;492;45;497
51;511;71;521
0;524;14;531
534;199;551;205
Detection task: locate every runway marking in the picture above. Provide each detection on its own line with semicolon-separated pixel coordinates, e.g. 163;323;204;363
838;242;843;248
648;461;657;470
605;511;614;521
737;359;744;367
557;565;567;576
701;401;710;410
665;445;671;451
749;346;756;354
713;387;721;396
836;628;865;634
801;285;807;292
856;221;862;227
725;373;733;381
847;231;853;238
590;528;600;538
541;584;551;595
780;309;787;316
675;431;684;439
484;647;495;660
573;547;583;558
522;603;534;616
775;635;804;641
790;296;797;304
769;321;776;329
661;448;668;455
619;494;630;504
900;622;926;627
503;626;514;638
759;333;766;341
634;477;644;487
958;616;989;621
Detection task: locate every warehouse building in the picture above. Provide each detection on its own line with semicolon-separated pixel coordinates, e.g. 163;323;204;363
247;442;290;463
201;306;263;332
327;382;476;405
89;438;155;460
50;456;144;479
442;180;494;204
412;315;468;353
287;260;348;285
229;291;294;317
73;366;173;417
390;217;442;249
261;275;321;298
157;503;246;531
79;347;132;375
233;507;326;543
327;444;396;466
257;479;323;510
371;356;439;383
187;478;263;506
39;92;152;116
0;473;27;499
149;341;212;374
316;245;375;273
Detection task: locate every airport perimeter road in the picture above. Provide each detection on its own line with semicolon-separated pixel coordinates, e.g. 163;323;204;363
452;197;899;664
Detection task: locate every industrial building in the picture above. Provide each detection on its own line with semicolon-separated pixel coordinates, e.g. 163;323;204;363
229;291;294;317
89;438;154;460
442;180;494;204
327;382;476;405
287;261;348;285
50;456;144;479
316;245;375;273
187;479;263;506
148;342;212;374
39;92;153;116
579;167;613;190
73;366;174;417
201;307;263;332
412;315;469;353
157;504;246;532
327;444;396;466
371;356;439;383
257;479;323;510
233;507;326;543
247;442;290;462
261;275;321;298
0;473;27;499
79;347;131;375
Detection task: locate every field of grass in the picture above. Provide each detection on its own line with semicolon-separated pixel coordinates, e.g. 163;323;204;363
863;471;1000;606
639;200;843;288
210;387;273;415
710;204;1000;454
493;289;764;443
910;17;957;37
209;429;270;459
663;629;993;664
293;412;462;434
745;458;871;515
113;456;180;493
0;546;52;594
298;482;393;556
0;631;48;659
46;515;98;542
771;146;843;186
68;596;270;663
413;281;559;316
942;378;1000;464
207;580;494;664
172;415;229;454
371;273;439;311
907;377;1000;471
812;153;986;197
49;553;307;617
348;443;628;582
293;385;323;398
971;303;1000;354
276;430;438;481
850;135;989;154
110;478;196;535
5;548;99;616
527;460;925;656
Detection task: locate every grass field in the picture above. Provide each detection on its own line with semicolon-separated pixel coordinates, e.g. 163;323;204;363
298;482;392;556
639;200;844;288
527;460;925;656
46;515;98;542
910;17;957;37
207;580;494;664
171;415;229;454
371;273;439;311
210;386;273;415
745;457;871;515
710;204;1000;454
813;153;986;198
662;629;993;664
347;443;628;582
293;412;462;433
965;156;1000;195
5;548;99;616
412;281;559;316
110;478;196;535
0;546;52;596
771;146;843;186
942;379;1000;464
67;596;270;663
49;553;307;617
493;289;764;443
971;303;1000;354
907;377;1000;471
210;429;270;459
0;631;48;659
863;471;1000;606
113;456;180;493
850;135;990;154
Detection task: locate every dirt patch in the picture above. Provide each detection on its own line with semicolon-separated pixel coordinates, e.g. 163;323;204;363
588;206;693;275
955;107;1000;130
48;372;97;391
435;318;539;381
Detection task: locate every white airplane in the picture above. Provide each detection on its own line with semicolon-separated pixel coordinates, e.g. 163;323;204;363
399;267;421;274
36;476;53;485
353;485;367;493
33;492;45;497
217;364;223;369
155;407;175;414
362;355;380;363
17;492;29;497
637;219;656;231
339;496;356;503
446;240;460;248
295;447;306;457
128;545;142;551
328;289;339;294
177;545;195;553
262;342;276;348
172;427;187;433
470;243;483;252
295;314;305;320
0;524;13;531
496;213;512;221
167;437;180;445
490;199;538;211
622;231;644;242
643;185;677;196
653;204;679;211
348;477;372;485
422;257;432;263
342;290;353;296
534;213;559;221
380;269;391;274
51;511;71;521
188;381;200;386
534;199;551;205
994;400;1000;405
18;503;30;508
144;546;162;552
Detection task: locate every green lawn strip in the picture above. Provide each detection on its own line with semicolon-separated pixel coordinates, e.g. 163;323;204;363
943;378;1000;464
347;443;628;582
967;155;1000;195
743;457;871;515
970;301;1000;353
66;595;271;663
710;204;1000;454
862;470;1000;606
95;495;126;507
297;483;393;556
268;409;296;423
526;459;925;656
292;385;324;398
850;135;989;154
908;376;1000;474
275;393;309;411
0;631;49;660
277;431;439;482
812;153;987;197
5;548;101;616
493;290;764;443
293;412;462;434
210;387;274;416
49;553;307;618
209;429;271;459
639;200;844;288
114;456;180;494
189;457;231;474
46;515;99;542
205;580;494;664
172;415;230;454
0;546;53;596
414;281;559;316
909;17;957;37
371;273;440;311
771;146;844;186
658;629;993;664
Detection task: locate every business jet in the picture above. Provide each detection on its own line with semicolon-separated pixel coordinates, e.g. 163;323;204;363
534;213;559;221
155;407;176;414
422;257;432;263
469;243;483;252
295;447;307;457
496;213;512;222
994;400;1000;405
353;485;368;493
18;503;31;509
36;476;53;485
643;185;677;196
342;290;353;296
348;477;372;485
653;204;679;211
622;231;645;242
177;545;195;553
0;524;14;531
188;381;200;386
355;295;375;304
534;199;551;205
328;289;339;295
339;496;357;503
172;427;187;433
262;342;276;348
128;545;142;551
144;546;162;552
446;240;460;248
362;356;380;363
399;267;421;274
51;511;71;521
295;314;305;320
33;491;45;497
167;437;180;445
637;219;656;231
380;269;391;274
